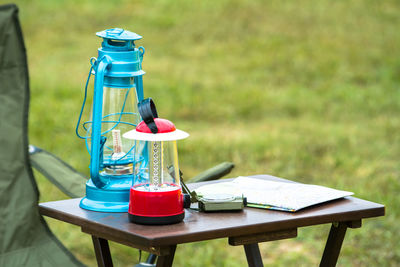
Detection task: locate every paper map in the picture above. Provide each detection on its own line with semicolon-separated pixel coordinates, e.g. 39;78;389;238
194;176;354;212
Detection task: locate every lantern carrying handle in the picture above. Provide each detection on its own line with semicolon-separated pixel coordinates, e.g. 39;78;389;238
138;98;159;134
89;55;112;188
138;46;145;61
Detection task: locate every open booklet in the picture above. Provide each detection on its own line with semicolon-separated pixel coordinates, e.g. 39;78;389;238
194;176;354;212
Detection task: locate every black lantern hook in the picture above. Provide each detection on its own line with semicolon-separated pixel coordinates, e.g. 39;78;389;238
138;98;159;134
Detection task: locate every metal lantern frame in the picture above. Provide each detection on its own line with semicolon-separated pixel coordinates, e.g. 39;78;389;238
76;28;146;212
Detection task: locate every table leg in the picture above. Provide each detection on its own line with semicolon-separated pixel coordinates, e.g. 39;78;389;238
244;243;263;267
156;245;176;267
319;222;348;267
92;236;113;267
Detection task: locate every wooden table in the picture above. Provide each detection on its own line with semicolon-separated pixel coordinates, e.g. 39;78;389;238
38;175;384;267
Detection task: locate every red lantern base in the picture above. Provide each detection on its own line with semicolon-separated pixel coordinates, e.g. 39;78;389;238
128;212;184;225
128;184;185;225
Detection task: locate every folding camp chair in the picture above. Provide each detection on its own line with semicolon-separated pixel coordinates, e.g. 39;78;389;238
0;4;85;266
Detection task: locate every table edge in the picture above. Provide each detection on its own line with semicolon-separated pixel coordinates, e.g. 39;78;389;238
38;197;385;247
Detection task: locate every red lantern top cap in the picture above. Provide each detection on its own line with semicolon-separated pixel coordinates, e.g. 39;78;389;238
136;118;176;133
123;118;189;142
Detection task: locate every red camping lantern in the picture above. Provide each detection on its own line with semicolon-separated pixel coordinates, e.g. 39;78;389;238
123;98;190;224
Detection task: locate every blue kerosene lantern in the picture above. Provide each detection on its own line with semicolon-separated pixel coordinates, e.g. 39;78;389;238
76;28;146;212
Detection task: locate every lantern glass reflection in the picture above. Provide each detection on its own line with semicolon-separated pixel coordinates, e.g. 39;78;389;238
85;85;139;173
101;86;138;166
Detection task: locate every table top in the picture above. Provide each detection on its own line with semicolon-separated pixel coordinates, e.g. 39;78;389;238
38;175;384;248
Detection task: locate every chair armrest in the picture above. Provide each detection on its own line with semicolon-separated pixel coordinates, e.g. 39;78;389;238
29;145;86;198
187;162;235;183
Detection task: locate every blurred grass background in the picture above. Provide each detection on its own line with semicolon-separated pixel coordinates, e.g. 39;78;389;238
5;0;399;265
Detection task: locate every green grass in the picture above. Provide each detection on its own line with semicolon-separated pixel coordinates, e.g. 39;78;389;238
7;0;400;265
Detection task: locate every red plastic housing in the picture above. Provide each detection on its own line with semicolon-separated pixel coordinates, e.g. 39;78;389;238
129;184;184;217
136;118;176;133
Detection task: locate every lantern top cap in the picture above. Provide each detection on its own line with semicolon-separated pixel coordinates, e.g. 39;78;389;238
96;28;142;41
136;118;176;134
123;118;189;142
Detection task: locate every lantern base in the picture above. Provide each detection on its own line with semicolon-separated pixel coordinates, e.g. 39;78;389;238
128;212;184;225
80;175;131;212
80;197;129;212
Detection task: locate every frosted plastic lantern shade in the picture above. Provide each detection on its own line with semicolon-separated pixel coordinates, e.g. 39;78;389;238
134;140;181;191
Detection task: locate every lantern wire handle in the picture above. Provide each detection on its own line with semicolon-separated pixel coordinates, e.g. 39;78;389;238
75;57;97;140
76;56;139;164
77;56;136;138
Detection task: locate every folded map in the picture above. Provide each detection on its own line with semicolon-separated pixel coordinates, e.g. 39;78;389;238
194;176;354;212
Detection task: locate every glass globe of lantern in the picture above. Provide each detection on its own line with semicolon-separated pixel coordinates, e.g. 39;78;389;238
89;84;139;174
